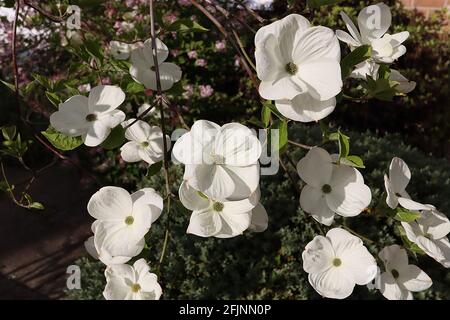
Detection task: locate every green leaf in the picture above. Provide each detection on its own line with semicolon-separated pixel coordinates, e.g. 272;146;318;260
126;81;145;94
31;73;52;89
0;180;9;192
29;202;45;210
41;127;83;151
272;119;288;153
307;0;341;8
394;207;421;222
261;101;272;128
344;155;365;168
45;91;61;107
101;125;125;150
0;79;16;92
341;45;372;78
146;161;163;177
330;130;350;159
247;117;265;128
1;125;17;140
83;38;104;63
167;19;209;33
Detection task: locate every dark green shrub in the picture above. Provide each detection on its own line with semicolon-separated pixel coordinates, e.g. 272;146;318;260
67;125;450;300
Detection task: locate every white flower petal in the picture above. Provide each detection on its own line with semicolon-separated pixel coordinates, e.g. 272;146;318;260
297;147;333;188
416;236;450;268
254;34;284;81
293;26;341;63
339;11;362;44
214;123;262;166
275;93;336;122
399;265;432;292
179;180;211;211
88;85;125;114
384;175;399;209
336;30;360;47
308;267;355;299
389;157;411;194
298;59;342;101
258;76;307;101
131;187;163;223
378;244;409;270
248;203;268;233
302;235;334;274
158;62;182;91
50;95;89;136
358;3;391;43
87;186;133;220
300;185;335;226
120;141;142;162
187;209;222;237
377;272;411;300
419;210;450;240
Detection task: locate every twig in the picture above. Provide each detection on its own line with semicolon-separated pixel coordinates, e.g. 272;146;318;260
149;0;173;267
123;104;157;130
342;225;375;244
279;158;299;196
288;140;313;150
12;0;21;112
23;0;66;23
236;0;265;23
190;0;259;92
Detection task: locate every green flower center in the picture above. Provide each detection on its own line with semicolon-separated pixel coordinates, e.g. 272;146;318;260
332;258;342;267
391;269;399;279
213;202;224;212
85;113;97;122
285;62;298;75
131;283;141;292
125;216;134;225
322;184;332;194
141;141;149;148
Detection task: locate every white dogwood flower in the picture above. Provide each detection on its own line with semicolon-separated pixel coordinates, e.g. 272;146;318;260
120;119;170;165
255;14;342;102
110;41;141;60
84;223;145;266
337;3;409;77
303;228;377;299
50;85;126;146
103;259;162;300
129;38;182;91
399;199;450;268
384;157;411;209
173;120;262;201
376;244;432;300
297;147;372;226
87;186;163;256
179;180;262;238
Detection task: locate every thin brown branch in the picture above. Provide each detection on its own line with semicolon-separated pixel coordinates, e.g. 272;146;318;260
288;140;313;150
123;104;157;130
12;0;21;109
23;0;66;23
190;0;259;92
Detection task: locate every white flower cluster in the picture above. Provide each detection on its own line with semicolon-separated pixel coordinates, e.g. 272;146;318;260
85;186;163;299
336;3;415;92
172;120;268;237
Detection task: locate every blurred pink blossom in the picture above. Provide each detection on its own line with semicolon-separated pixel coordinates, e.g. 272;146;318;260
195;59;207;67
215;40;226;51
187;50;198;59
183;84;194;99
199;85;214;98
